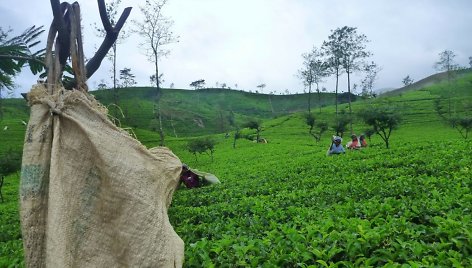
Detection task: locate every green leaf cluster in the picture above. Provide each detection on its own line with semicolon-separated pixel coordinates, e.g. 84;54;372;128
0;26;45;90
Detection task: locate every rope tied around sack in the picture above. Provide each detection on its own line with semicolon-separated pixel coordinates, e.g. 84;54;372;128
27;84;66;116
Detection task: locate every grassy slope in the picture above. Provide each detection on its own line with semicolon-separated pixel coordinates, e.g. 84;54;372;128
0;99;29;156
90;87;338;137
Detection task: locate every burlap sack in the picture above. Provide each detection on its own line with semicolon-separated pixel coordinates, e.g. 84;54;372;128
20;84;184;267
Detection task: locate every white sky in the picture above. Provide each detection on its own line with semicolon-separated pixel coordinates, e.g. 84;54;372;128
1;0;471;97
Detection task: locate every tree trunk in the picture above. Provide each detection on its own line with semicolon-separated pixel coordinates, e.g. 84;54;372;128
169;114;178;138
154;53;165;146
0;90;3;121
308;83;312;113
347;70;353;134
335;68;339;116
60;0;131;89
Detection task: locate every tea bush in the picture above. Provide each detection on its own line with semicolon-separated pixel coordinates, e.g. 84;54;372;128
164;122;471;267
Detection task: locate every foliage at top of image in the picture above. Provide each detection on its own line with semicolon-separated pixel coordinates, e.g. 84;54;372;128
0;26;45;90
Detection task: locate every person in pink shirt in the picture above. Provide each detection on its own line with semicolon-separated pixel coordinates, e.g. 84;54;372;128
347;134;361;150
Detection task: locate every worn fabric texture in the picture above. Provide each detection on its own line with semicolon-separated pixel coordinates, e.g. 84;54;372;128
20;84;184;267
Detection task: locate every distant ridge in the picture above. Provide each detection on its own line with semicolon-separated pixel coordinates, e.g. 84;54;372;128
380;68;472;97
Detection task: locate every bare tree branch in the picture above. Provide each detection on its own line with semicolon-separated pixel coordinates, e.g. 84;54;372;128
85;1;132;81
48;0;132;90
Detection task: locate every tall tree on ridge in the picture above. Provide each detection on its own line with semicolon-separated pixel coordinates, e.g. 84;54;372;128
150;73;165;86
435;50;459;81
298;46;328;113
402;75;414;87
322;30;344;116
257;83;266;93
134;0;179;146
93;0;130;105
361;61;381;98
435;50;460;118
337;26;371;133
119;67;136;88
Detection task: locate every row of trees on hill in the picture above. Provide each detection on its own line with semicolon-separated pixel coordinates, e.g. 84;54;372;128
97;67;168;91
92;0;130;104
298;26;380;135
131;0;179;146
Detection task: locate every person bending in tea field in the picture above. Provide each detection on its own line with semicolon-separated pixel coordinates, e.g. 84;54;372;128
180;164;201;188
179;164;221;189
359;134;368;147
346;134;361;150
327;136;346;155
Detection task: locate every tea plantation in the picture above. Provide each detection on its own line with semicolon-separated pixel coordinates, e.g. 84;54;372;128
0;78;471;266
166;124;471;267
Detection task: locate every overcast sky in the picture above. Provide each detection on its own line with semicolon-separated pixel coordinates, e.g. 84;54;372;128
1;0;471;97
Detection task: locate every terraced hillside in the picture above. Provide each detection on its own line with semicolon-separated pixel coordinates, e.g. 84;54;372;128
90;87;345;137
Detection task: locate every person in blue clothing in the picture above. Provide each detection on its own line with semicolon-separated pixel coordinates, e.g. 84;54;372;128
327;136;345;155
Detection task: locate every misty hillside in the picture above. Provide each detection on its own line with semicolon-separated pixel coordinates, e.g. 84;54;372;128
380;68;472;97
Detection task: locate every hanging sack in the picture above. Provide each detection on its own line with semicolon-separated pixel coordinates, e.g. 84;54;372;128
20;3;184;267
